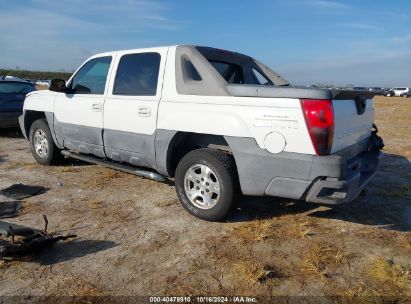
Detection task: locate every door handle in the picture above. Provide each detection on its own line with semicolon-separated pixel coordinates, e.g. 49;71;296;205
92;103;103;112
138;107;151;117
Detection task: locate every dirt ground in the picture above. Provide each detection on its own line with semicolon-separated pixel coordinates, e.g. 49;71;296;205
0;96;410;302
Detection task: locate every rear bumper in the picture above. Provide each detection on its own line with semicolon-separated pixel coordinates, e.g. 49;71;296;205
0;112;21;128
305;150;382;204
225;136;382;205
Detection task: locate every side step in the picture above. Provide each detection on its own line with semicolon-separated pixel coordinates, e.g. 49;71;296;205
61;150;168;182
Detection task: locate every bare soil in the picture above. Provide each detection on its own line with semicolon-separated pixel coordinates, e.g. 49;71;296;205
0;96;410;301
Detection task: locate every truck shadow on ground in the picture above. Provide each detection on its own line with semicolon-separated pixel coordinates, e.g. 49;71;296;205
20;239;117;265
229;153;411;232
0;128;23;138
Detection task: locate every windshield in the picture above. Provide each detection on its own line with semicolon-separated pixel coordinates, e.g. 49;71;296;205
0;82;35;94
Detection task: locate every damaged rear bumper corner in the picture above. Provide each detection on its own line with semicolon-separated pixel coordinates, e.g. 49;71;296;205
305;150;383;204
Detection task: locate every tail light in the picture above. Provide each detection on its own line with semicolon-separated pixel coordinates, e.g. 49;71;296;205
300;99;334;155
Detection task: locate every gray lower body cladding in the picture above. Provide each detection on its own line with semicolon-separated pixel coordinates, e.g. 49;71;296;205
103;129;157;169
225;136;382;204
54;121;158;169
19;111;177;173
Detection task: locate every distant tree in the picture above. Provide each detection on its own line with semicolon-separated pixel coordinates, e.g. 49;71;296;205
315;83;335;88
0;69;72;80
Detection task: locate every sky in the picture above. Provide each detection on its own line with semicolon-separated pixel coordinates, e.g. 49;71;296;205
0;0;410;87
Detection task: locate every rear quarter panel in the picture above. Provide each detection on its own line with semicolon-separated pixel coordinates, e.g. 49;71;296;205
157;95;316;154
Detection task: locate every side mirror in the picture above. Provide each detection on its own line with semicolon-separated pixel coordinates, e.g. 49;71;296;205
49;79;66;92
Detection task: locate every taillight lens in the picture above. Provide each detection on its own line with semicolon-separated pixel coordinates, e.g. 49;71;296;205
301;99;334;155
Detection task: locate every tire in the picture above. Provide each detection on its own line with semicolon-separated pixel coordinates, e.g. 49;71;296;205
175;148;239;221
29;119;62;165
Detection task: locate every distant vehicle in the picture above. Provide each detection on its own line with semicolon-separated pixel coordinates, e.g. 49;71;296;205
368;87;385;95
0;80;35;128
353;87;367;91
385;87;409;97
0;75;25;82
35;80;51;87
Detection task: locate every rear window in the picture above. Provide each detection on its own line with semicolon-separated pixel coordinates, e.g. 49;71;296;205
113;52;160;96
251;68;271;85
0;82;35;94
209;60;244;84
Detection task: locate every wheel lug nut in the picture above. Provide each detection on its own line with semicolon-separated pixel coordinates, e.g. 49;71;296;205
206;182;209;186
196;186;200;190
197;180;200;183
201;191;204;194
201;178;204;181
206;189;209;192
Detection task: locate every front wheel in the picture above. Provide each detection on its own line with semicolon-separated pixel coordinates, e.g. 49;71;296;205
175;148;239;221
29;119;62;165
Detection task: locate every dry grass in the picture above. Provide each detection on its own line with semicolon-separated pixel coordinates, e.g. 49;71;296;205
155;198;178;208
374;96;411;158
339;282;378;303
276;214;319;239
164;275;223;296
293;220;316;238
232;260;280;285
232;219;276;243
364;258;411;296
21;199;45;214
4;161;40;170
81;197;137;223
73;283;105;296
232;216;317;244
87;198;104;209
300;242;347;277
82;168;122;188
399;236;411;251
57;166;81;173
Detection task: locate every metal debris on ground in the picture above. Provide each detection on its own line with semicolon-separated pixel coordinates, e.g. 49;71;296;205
0;215;76;259
0;184;46;200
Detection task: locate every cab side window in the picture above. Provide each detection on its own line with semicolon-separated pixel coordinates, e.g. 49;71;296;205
113;53;161;96
69;56;112;94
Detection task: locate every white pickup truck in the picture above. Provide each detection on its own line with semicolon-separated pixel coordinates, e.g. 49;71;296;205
19;45;383;221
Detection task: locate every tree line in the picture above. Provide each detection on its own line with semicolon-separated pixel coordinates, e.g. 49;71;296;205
0;69;73;81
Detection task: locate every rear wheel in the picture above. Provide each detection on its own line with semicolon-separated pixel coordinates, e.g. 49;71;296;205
175;148;238;221
29;119;62;165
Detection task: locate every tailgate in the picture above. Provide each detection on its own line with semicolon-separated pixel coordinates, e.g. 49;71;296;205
331;90;375;153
